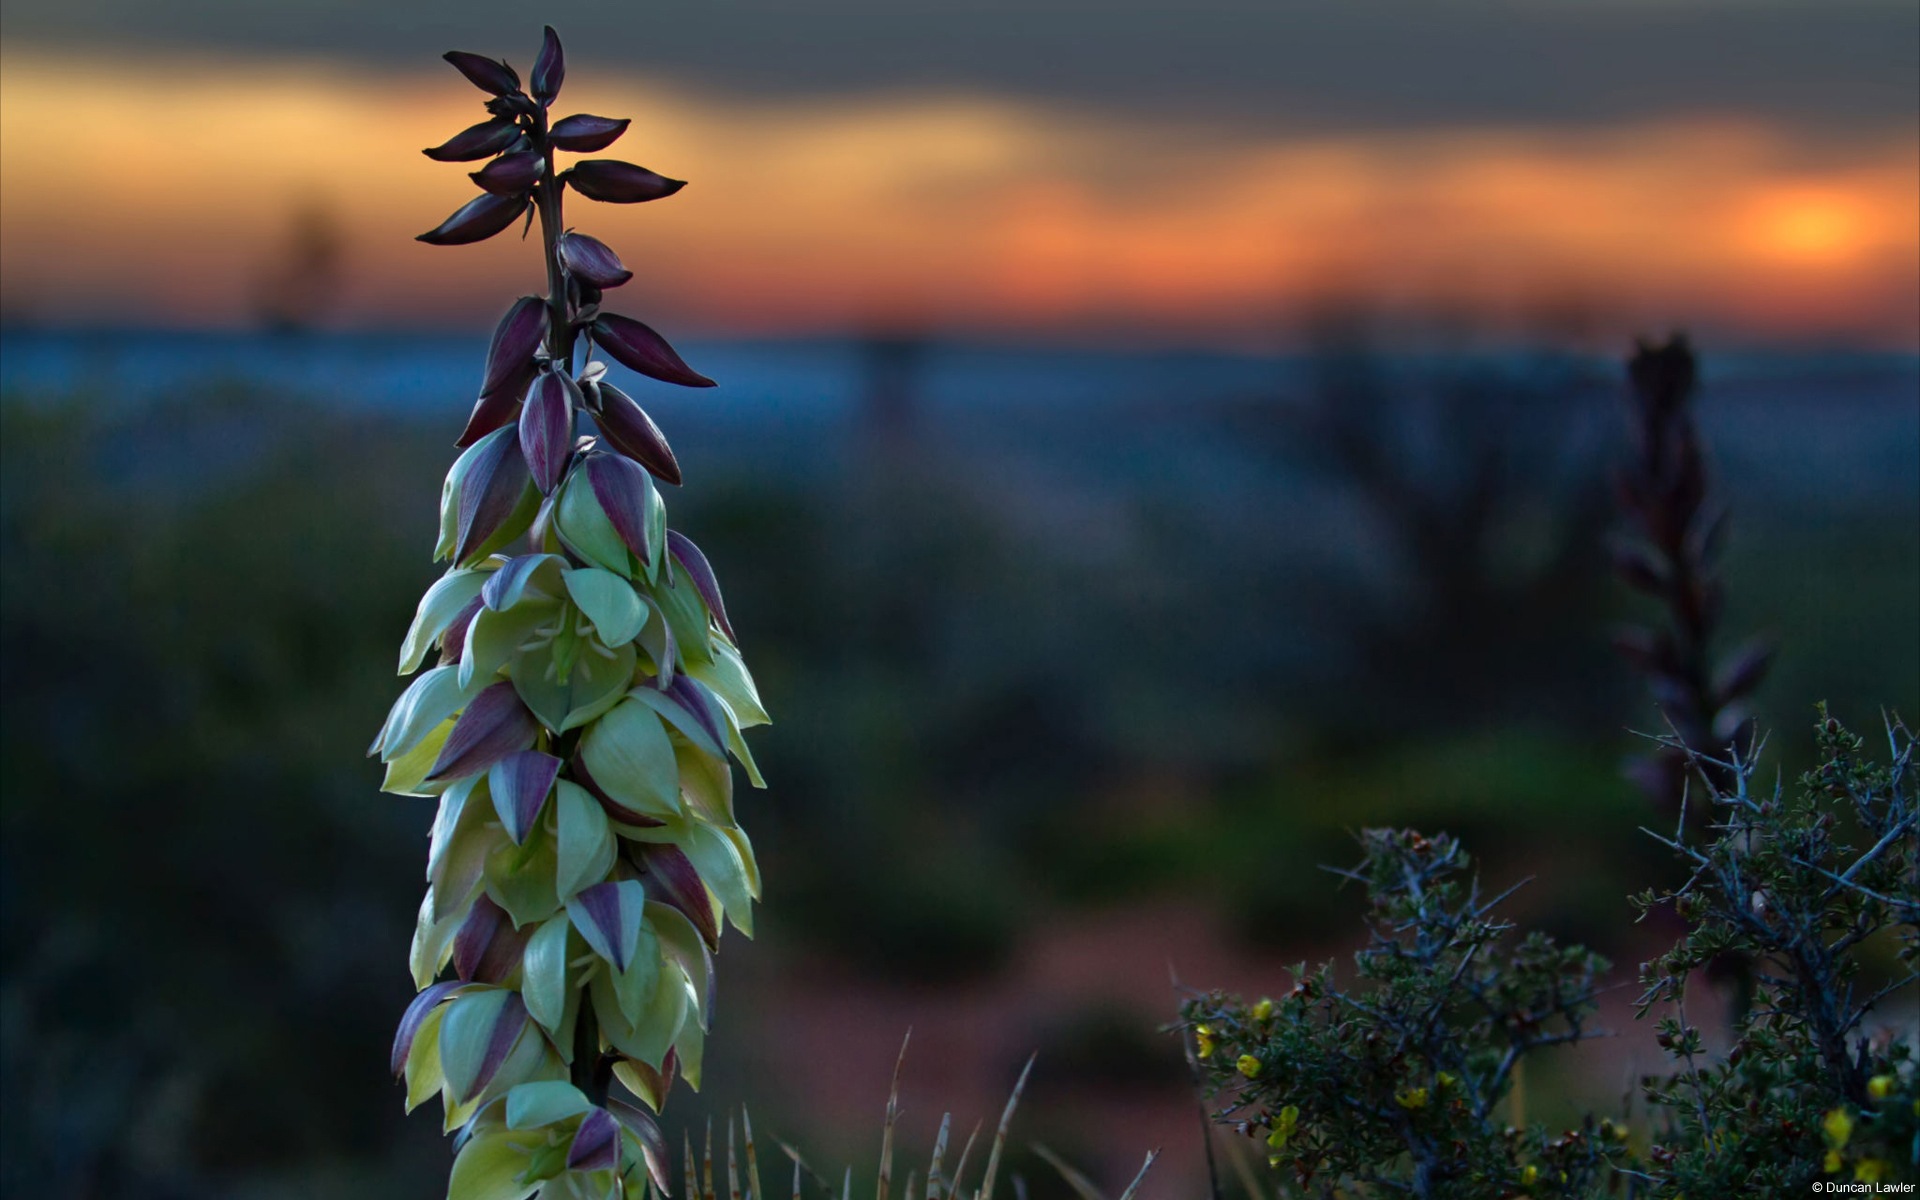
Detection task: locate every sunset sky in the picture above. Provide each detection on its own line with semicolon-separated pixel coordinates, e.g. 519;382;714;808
2;0;1915;346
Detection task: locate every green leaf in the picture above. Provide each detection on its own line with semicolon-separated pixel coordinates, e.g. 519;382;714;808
578;698;681;818
634;595;676;683
554;780;616;898
722;822;762;900
649;560;712;667
627;688;725;760
484;824;562;928
376;665;488;761
674;1002;705;1091
460;602;555;691
520;913;572;1035
504;1080;592;1131
591;955;686;1070
410;889;462;989
564;567;648;648
555;470;635;576
382;717;454;797
612;927;661;1027
401;569;489;674
646;900;713;1029
725;717;767;789
432;781;500;923
675;737;733;828
404;1002;448;1113
447;1130;543;1200
511;639;635;734
688;638;769;728
683;822;754;937
438;988;513;1104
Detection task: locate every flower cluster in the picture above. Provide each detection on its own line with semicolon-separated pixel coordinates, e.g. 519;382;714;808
376;29;768;1199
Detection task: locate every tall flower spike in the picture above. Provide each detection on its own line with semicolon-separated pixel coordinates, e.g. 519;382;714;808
387;27;769;1196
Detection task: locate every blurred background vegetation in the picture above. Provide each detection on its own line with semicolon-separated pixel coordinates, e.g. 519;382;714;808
3;326;1913;1196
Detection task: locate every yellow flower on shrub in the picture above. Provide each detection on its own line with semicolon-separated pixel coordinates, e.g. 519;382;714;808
1822;1106;1853;1147
1194;1024;1215;1060
1236;1054;1262;1079
1395;1086;1428;1111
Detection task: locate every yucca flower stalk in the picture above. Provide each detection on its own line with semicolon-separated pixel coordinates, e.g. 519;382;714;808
375;28;768;1199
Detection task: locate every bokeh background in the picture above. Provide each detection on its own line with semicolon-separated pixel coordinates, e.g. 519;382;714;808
1;2;1916;1196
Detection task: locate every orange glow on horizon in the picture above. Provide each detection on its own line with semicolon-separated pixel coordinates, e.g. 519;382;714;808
1;45;1915;346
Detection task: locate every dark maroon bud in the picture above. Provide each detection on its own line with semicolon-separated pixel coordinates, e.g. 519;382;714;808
531;26;565;105
519;371;578;494
417;191;531;246
470;151;545;196
586;453;657;565
428;682;539;781
594;383;681;485
391;981;462;1075
443;50;521;97
454;385;522;449
568;1109;619;1172
548;114;630;152
564;160;685;204
666;531;735;642
638;843;721;949
591;313;714;388
424;117;521;162
557;232;632;289
479;296;549;402
455;430;533;563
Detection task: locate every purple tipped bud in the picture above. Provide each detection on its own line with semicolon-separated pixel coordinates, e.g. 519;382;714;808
532;26;565;105
453;386;523;449
519;371;579;495
428;682;539;781
443;50;521;97
470;150;545;196
391;981;462;1075
557;232;633;289
666;530;734;642
548;114;630;152
466;991;530;1101
424;117;521;162
452;894;527;983
441;596;484;666
591;313;715;388
417;191;531;246
568;1109;620;1171
479;296;549;402
593;383;681;485
455;430;533;563
609;1100;672;1194
564;160;685;204
489;749;561;843
585;453;658;565
638;843;720;950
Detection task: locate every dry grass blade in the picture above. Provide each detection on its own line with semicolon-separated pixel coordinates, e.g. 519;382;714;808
905;1170;919;1200
742;1107;766;1200
945;1120;983;1200
704;1119;718;1200
1114;1150;1159;1200
728;1115;744;1200
791;1157;801;1200
1028;1144;1103;1200
842;1166;853;1200
925;1113;951;1200
976;1053;1034;1200
685;1132;702;1200
878;1029;911;1200
777;1138;838;1197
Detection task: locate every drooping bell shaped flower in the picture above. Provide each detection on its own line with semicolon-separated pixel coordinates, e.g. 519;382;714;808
549;114;630;152
417;191;531;245
424;117;522;162
591;313;714;388
564;160;686;204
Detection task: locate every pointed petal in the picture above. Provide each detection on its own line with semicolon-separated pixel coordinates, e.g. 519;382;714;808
565;878;647;972
639;843;721;951
531;26;565;104
444;50;521;96
548;114;630;152
591;313;714;388
487;749;561;844
666;531;734;642
519;371;578;494
451;893;524;982
564;159;685;204
609;1100;672;1193
586;453;658;566
453;382;525;450
568;750;669;827
480;553;562;612
568;1108;620;1171
455;427;533;563
480;296;551;402
391;980;463;1075
557;232;633;289
417;191;530;246
428;682;539;781
594;383;681;484
470;150;545;195
425;116;522;162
